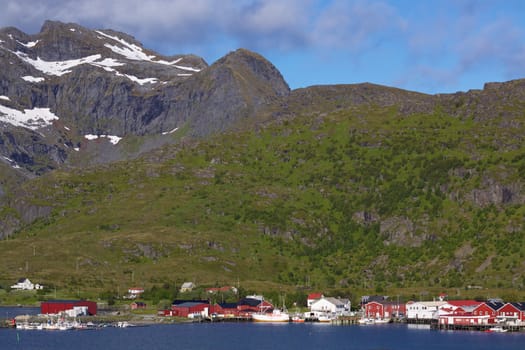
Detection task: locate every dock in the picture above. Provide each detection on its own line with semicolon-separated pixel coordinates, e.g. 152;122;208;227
330;316;361;325
430;320;525;332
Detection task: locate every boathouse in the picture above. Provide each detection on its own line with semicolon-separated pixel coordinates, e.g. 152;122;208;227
41;300;97;315
406;301;446;322
497;302;525;323
472;300;504;319
171;301;210;318
364;300;405;319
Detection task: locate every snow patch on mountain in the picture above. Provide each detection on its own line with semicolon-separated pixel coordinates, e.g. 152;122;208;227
84;134;122;145
0;105;58;130
96;30;155;62
162;127;178;135
14;51;158;85
0;96;9;101
18;40;39;48
22;76;45;83
89;60;158;85
95;30;200;71
15;52;103;76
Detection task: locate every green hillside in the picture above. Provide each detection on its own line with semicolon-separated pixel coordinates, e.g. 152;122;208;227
1;86;524;304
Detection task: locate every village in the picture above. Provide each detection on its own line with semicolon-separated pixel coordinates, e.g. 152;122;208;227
4;278;525;332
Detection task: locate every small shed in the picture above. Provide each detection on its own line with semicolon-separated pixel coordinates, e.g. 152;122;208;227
131;302;147;310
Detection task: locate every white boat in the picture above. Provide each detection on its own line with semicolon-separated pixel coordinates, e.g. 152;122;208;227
317;314;334;323
358;317;375;325
291;315;305;323
374;318;391;324
252;309;290;322
488;326;507;333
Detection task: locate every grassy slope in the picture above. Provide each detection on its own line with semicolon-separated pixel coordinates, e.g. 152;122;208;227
0;99;524;303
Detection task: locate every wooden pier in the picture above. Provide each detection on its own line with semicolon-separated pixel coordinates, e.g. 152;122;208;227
331;316;361;325
430;319;525;332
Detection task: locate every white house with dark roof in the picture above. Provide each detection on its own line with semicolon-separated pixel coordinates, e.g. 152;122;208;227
310;297;351;316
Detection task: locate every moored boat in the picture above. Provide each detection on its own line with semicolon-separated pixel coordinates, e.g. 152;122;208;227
487;326;507;333
317;314;333;323
252;309;290;322
358;317;375;325
291;315;305;323
374;318;391;324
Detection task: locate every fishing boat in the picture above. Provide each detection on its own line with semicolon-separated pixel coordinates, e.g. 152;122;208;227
252;309;290;322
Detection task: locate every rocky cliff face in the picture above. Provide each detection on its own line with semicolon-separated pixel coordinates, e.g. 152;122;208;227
0;20;290;176
0;20;291;237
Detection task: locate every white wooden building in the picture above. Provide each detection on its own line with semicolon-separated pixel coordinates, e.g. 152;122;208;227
310;297;350;316
406;301;446;320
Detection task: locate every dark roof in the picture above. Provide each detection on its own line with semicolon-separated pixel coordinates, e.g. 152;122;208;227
43;300;92;303
218;302;238;309
367;300;402;306
361;295;388;304
509;302;525;311
17;278;28;283
174;302;208;308
484;301;504;311
238;298;261;307
172;299;208;305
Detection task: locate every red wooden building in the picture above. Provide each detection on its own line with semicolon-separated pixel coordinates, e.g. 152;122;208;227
497;302;525;323
209;303;245;317
41;300;97;315
130;301;147;310
438;301;504;326
171;301;210;318
237;297;273;313
364;301;405;319
472;301;504;318
438;310;491;326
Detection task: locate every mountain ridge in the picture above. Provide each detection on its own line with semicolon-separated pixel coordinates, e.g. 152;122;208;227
0;21;524;300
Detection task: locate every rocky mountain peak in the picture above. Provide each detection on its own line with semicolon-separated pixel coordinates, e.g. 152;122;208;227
217;48;290;97
0;21;293;180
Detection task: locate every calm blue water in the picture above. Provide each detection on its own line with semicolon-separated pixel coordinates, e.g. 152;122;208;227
1;323;524;350
0;306;40;318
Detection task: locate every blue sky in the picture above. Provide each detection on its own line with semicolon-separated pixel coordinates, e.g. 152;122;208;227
1;0;525;94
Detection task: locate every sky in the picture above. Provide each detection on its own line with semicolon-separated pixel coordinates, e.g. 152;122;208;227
1;0;525;94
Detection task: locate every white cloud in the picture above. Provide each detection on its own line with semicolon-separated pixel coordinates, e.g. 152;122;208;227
1;0;525;93
311;0;406;50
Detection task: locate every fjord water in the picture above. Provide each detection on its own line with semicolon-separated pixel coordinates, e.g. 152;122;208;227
1;323;524;350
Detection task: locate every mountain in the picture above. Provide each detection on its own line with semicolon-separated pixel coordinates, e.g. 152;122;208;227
0;21;289;235
0;20;288;168
0;21;524;301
